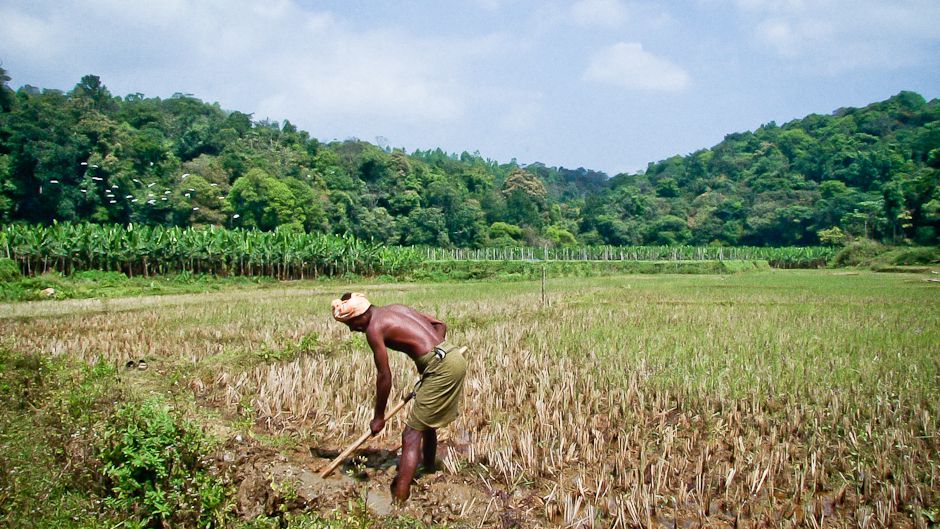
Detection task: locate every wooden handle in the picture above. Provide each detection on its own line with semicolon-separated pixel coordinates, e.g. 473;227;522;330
319;393;414;478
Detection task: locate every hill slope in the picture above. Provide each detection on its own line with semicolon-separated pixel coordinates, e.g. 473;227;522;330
1;69;937;247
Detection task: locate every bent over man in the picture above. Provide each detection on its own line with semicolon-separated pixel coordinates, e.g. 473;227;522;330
331;292;468;502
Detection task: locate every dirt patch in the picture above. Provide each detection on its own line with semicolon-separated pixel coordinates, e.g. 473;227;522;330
218;431;539;525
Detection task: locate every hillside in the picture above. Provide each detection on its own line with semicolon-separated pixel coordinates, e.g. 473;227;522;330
1;68;937;247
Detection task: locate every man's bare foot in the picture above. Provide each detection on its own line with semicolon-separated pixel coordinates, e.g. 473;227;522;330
417;458;442;477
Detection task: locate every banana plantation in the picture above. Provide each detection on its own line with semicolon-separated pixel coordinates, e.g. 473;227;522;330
1;223;836;279
0;223;421;279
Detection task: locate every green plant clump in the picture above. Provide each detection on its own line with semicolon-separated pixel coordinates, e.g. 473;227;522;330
95;398;233;527
830;240;940;269
0;257;21;282
829;239;886;267
0;349;123;528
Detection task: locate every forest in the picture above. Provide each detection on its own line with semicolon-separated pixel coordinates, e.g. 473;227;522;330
1;68;938;248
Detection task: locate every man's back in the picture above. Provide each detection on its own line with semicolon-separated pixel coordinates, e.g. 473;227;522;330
369;304;445;360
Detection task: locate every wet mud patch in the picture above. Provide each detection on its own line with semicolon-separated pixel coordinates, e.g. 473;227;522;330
223;436;407;519
221;433;520;525
310;446;400;478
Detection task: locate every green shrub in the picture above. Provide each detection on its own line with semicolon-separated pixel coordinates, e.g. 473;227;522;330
0;257;22;282
71;270;129;282
0;349;125;528
95;398;232;527
829;239;885;267
886;247;939;265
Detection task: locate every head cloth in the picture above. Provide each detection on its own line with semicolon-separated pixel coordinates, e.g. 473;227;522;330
331;293;371;322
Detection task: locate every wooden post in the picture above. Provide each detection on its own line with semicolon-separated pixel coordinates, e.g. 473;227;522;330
541;263;546;307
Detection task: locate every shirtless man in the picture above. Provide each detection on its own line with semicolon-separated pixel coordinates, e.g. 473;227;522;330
331;292;468;502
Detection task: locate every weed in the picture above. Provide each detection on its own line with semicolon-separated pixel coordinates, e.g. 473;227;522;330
95;397;234;527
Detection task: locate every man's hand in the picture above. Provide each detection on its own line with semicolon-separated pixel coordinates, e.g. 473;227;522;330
370;417;386;436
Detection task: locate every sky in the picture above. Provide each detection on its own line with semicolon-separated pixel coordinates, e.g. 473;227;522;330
1;0;939;176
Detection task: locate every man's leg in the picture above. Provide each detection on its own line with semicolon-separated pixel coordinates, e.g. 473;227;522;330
392;426;423;502
421;428;437;471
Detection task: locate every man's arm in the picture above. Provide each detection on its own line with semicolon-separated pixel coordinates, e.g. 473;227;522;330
366;329;392;435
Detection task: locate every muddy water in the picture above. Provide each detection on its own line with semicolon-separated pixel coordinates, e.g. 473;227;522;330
267;458;397;517
229;434;499;524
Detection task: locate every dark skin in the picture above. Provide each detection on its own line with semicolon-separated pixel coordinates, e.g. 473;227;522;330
341;301;447;503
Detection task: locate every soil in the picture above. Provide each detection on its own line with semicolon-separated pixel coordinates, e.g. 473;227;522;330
218;428;545;527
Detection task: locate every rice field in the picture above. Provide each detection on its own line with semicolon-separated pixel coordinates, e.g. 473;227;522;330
2;270;938;527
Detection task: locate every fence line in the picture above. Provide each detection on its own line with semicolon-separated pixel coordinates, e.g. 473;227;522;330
421;245;833;267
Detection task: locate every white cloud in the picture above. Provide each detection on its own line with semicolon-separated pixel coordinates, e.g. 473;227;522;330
735;0;940;73
756;17;833;58
571;0;627;28
584;42;690;91
0;0;490;129
0;8;56;60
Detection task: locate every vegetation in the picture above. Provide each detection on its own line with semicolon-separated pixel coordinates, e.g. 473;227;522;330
0;343;435;528
1;222;420;279
95;397;233;527
411;259;771;281
0;349;122;528
2;271;937;526
1;68;937;248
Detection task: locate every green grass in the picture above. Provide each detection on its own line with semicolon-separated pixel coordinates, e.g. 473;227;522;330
0;350;123;528
0;268;282;302
2;269;937;526
0;347;438;528
0;258;774;302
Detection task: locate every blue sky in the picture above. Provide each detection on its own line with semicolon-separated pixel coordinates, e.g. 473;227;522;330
2;0;938;176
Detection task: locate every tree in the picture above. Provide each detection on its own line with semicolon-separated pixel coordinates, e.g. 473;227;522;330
71;74;117;113
402;207;449;246
0;65;13;112
646;215;691;245
488;221;523;246
546;225;577;247
229;168;299;231
817;226;847;246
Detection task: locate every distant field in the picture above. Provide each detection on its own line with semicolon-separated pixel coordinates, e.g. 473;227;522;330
1;270;938;527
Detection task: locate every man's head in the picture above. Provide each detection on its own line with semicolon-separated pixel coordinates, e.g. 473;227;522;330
331;292;372;332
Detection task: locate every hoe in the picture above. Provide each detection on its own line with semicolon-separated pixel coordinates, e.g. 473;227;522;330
319;391;415;478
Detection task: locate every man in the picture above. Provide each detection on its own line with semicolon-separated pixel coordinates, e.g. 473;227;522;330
331;292;468;502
